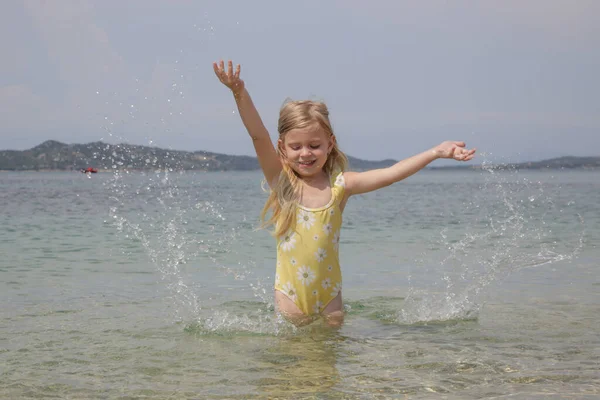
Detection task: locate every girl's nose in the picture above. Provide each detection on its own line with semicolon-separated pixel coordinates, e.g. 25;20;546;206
300;147;312;157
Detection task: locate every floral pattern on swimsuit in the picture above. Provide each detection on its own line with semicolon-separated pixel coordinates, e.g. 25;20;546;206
274;171;345;316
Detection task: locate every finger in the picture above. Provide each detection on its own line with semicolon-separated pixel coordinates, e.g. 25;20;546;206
235;64;241;79
219;60;225;73
227;60;233;77
448;146;457;159
212;62;220;75
454;141;466;147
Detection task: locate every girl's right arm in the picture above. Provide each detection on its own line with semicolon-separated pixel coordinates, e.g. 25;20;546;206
213;60;282;187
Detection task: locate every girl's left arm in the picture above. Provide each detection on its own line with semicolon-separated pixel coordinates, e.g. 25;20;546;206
344;141;475;196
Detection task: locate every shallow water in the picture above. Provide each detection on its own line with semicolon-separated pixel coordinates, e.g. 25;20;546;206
1;169;599;398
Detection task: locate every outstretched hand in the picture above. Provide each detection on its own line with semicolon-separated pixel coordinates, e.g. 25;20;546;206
433;141;476;161
213;60;244;95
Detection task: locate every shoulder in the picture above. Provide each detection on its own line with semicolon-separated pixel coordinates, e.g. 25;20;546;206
333;171;346;189
330;170;347;205
339;171;360;195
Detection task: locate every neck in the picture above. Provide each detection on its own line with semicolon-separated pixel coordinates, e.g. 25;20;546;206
300;171;328;186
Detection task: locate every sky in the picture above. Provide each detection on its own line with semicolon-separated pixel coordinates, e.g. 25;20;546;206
1;0;599;162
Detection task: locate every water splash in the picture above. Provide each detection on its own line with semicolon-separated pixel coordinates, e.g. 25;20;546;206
104;161;271;326
185;309;297;337
398;163;585;324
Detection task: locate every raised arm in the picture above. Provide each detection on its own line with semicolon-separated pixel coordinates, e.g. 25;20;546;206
344;141;476;196
213;60;282;187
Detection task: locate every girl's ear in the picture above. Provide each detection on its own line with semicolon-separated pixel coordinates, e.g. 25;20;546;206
328;135;336;154
277;139;286;157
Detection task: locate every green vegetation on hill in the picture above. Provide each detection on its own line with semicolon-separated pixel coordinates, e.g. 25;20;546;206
1;140;598;171
0;140;396;171
430;156;600;170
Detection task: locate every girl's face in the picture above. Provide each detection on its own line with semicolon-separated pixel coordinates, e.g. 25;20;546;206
280;123;333;178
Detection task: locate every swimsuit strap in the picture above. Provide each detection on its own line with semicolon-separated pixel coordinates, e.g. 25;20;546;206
330;170;346;204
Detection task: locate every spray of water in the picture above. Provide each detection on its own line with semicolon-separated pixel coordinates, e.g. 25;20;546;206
398;161;585;324
103;157;292;334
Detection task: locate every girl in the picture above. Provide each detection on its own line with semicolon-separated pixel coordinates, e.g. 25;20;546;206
213;60;476;328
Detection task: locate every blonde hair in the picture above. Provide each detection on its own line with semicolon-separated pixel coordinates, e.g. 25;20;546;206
260;100;349;237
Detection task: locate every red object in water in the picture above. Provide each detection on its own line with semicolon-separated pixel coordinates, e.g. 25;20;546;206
82;167;98;173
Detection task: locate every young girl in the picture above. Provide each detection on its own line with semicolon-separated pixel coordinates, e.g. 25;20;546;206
213;60;476;328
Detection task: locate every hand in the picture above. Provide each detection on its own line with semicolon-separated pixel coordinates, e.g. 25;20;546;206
213;60;245;95
433;141;476;161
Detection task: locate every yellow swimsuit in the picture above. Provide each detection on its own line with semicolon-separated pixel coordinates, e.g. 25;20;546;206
274;172;345;316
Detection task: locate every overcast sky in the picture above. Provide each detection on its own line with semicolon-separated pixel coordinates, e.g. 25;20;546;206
1;0;598;162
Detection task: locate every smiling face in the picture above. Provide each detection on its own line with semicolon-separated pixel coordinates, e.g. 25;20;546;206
280;123;333;178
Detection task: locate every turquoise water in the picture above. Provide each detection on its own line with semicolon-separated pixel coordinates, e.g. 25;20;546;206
1;169;599;398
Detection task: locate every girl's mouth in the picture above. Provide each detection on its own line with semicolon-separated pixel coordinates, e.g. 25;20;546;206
298;160;316;168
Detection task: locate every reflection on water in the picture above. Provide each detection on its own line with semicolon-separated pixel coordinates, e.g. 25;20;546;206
255;327;341;397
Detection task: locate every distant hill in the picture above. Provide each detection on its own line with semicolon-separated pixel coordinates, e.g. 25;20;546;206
504;156;600;170
0;140;396;171
430;156;600;170
1;141;598;171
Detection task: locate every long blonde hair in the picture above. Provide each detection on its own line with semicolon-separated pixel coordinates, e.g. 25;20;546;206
260;100;349;237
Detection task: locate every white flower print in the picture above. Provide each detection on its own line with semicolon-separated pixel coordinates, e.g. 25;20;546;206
313;301;324;314
335;173;345;188
280;232;296;252
282;282;297;302
290;257;297;267
321;277;331;289
322;223;332;236
332;230;340;251
315;248;327;263
297;265;316;286
331;282;342;298
297;210;315;230
327;265;333;272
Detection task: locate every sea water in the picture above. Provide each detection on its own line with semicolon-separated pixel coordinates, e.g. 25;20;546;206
1;168;599;398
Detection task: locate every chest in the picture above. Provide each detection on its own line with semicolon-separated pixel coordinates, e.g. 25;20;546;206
299;184;333;209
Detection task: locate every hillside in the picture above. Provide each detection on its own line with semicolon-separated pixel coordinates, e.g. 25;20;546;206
430;156;600;170
1;140;598;172
0;140;396;171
